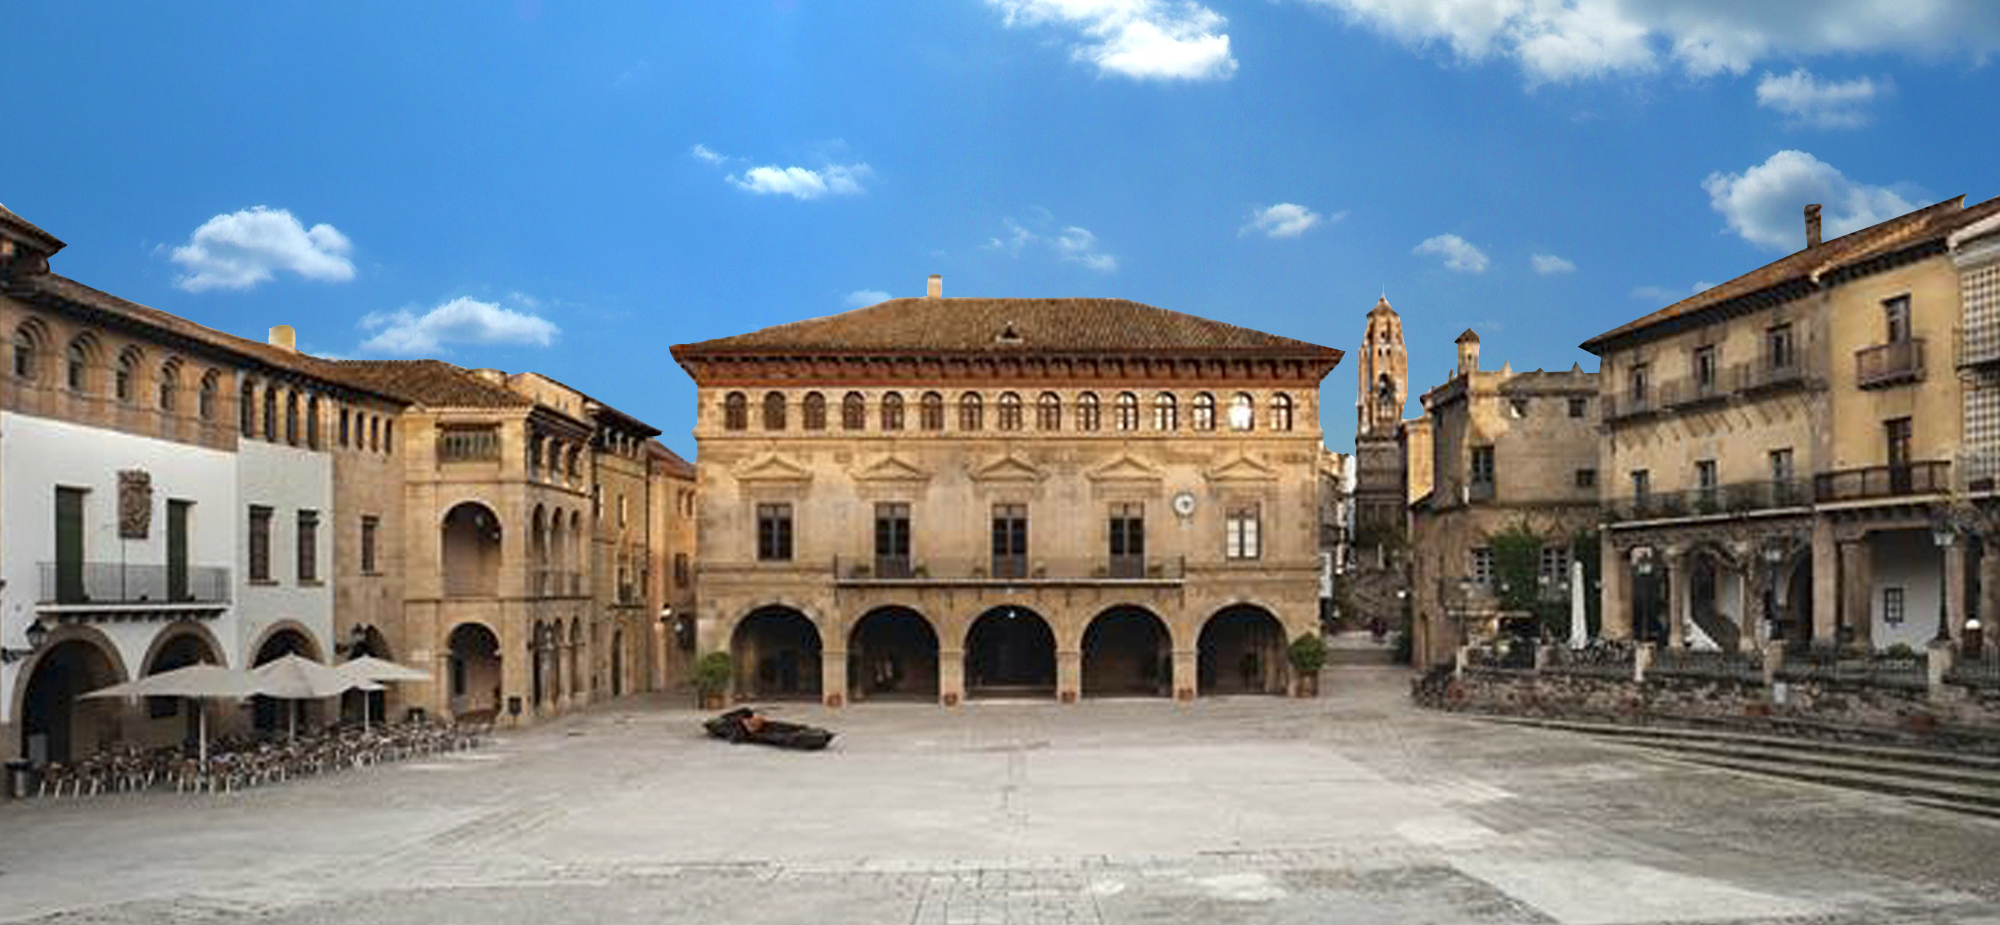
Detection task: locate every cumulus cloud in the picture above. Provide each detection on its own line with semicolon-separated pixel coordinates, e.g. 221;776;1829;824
1414;234;1490;273
986;0;1238;80
1241;203;1338;238
1303;0;2000;85
1702;150;1926;251
359;297;559;355
168;206;356;292
1531;253;1577;274
983;216;1118;272
1755;68;1890;129
727;163;872;200
690;143;728;165
844;289;890;308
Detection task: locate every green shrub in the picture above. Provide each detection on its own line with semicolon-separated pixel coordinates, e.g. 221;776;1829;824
1885;642;1916;659
692;652;733;695
1288;633;1328;675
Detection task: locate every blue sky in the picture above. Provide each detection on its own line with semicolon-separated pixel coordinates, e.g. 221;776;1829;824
8;2;2000;458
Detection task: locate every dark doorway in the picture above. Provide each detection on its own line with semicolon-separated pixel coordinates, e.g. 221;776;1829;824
21;637;123;765
849;607;940;700
731;607;822;699
964;606;1055;697
1082;606;1170;697
251;629;316;734
1197;605;1286;695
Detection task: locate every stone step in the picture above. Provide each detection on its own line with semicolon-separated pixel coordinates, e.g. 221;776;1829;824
1474;715;2000;772
1629;737;2000;792
1325;647;1399;666
1663;752;2000;816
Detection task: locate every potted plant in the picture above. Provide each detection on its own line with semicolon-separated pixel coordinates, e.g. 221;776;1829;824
692;651;732;710
1288;633;1327;697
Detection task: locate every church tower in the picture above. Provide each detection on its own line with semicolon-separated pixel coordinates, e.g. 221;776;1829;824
1356;295;1407;439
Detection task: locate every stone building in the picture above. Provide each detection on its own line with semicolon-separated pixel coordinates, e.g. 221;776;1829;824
1352;295;1408;534
646;440;698;692
669;277;1342;706
1406;329;1600;666
1582;196;2000;653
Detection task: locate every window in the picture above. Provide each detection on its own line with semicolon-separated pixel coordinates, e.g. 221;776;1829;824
997;392;1023;431
881;392;904;431
1568;397;1587;418
1508;398;1528;419
437;425;501;461
1153;393;1177;430
297;510;319;582
1470;446;1495;485
1108;502;1145;576
1627;362;1649;400
248;506;273;582
1695;459;1718;507
874;503;911;577
383;420;393;454
1193;392;1216;431
673;552;690;588
67;339;88;391
1770;447;1794;483
842;392;866;430
306;396;321;450
804;392;827;430
959;392;983;431
1631;469;1651;502
723;392;747;431
1883;587;1905;626
756;503;793;561
241;382;256;437
1884;295;1911;344
990;504;1028;578
198;372;218;420
762;392;787;430
360;515;379;574
1575;468;1597;488
115;348;139;403
1228;392;1255;431
1693;345;1717;393
1767;323;1795;370
1077;392;1100;431
1539;544;1571;588
263;388;277;441
1886;417;1913;467
618;493;629;529
1115;392;1139;431
284;392;300;445
1037;392;1061;430
340;409;351;447
12;328;34;379
157;361;179;412
919;392;943;431
1471;547;1494;587
1271;393;1294;431
1225;503;1261;560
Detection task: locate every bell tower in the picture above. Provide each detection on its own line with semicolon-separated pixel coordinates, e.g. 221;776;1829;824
1356;295;1407;438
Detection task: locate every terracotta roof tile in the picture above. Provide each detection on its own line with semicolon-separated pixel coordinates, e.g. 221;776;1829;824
325;360;534;409
646;439;696;477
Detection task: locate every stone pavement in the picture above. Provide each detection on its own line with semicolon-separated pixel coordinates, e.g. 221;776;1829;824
3;666;1999;924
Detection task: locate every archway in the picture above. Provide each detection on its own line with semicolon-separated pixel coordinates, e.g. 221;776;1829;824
251;627;319;734
568;620;583;698
143;628;221;752
1687;548;1746;650
442;502;503;597
1082;606;1171;697
340;625;393;726
1780;556;1815;649
19;637;125;766
848;606;939;701
731;607;822;699
447;622;503;719
964;605;1055;698
1198;605;1286;695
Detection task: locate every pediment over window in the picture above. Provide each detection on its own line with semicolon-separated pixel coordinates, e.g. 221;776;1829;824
971;453;1044;484
1204;454;1278;484
851;454;931;484
1086;453;1164;485
733;453;812;485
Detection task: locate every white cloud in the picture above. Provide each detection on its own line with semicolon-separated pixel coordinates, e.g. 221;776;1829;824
690;143;727;165
1692;280;1715;293
986;0;1238;81
1241;203;1337;238
1531;253;1577;274
727;163;872;200
358;297;559;355
1755;68;1890;129
1702;150;1926;251
1630;285;1678;302
982;216;1118;272
1414;233;1490;273
168;206;356;292
1303;0;2000;85
844;289;890;308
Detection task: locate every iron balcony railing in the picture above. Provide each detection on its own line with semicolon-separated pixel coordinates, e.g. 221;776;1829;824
39;562;231;606
1658;376;1728;410
1602;391;1656;422
1855;338;1925;388
1604;480;1809;522
1814;461;1951;502
1958;323;2000;370
832;556;1188;583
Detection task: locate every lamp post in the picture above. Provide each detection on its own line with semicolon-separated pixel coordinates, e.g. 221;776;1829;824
1633;548;1657;643
0;619;49;664
1933;523;1958;644
1761;543;1786;648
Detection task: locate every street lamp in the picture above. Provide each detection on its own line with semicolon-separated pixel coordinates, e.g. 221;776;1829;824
1633;548;1657;643
0;619;50;664
1933;523;1957;644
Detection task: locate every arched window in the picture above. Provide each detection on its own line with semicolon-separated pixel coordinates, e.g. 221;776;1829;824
66;337;91;392
157;359;181;412
198;371;219;420
1115;392;1139;431
306;395;322;449
1078;392;1101;432
723;392;747;431
881;392;905;430
1271;393;1294;431
385;420;394;455
920;392;944;431
115;347;141;403
369;415;379;452
1229;392;1255;431
263;388;278;441
1037;392;1061;430
997;392;1022;431
1192;392;1216;431
958;392;984;431
762;391;787;431
1153;393;1177;431
285;390;301;445
803;391;827;430
12;324;37;380
842;391;867;430
241;380;256;437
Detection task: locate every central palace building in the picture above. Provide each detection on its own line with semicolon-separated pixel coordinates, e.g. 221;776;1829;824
671;277;1343;706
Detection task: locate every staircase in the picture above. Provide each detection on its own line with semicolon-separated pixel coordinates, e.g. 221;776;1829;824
1326;630;1399;666
1688;606;1740;651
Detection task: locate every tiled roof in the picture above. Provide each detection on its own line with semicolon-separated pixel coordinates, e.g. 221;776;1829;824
674;297;1340;357
646;439;696;477
1582;195;2000;354
325;360;534;409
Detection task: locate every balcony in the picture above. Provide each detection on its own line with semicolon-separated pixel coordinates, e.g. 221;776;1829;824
1814;461;1951;503
1734;358;1814;395
1855;338;1925;389
1602;392;1657;424
38;562;231;615
832;556;1188;585
1659;377;1727;410
1605;480;1810;523
1959;323;2000;371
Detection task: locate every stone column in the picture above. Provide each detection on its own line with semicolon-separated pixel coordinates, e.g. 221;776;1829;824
1666;549;1689;649
938;649;965;706
1172;649;1198;701
820;648;847;708
1812;521;1839;648
1946;541;1968;642
1736;567;1759;653
1842;538;1873;649
1600;542;1632;641
1982;535;2000;639
1057;649;1081;704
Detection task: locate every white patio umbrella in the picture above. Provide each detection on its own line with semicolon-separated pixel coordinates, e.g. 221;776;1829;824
335;656;432;730
82;664;257;765
1570;559;1590;650
250;654;382;740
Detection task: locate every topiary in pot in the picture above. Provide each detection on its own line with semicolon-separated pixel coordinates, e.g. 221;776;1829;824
1288;633;1328;696
693;651;733;710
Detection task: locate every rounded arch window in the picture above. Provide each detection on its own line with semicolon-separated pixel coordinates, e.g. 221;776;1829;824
958;392;984;431
997;392;1023;431
881;392;905;431
803;391;827;430
1077;392;1101;432
1153;392;1177;431
920;391;944;431
1036;391;1061;430
115;347;142;403
157;359;182;412
66;337;92;392
842;391;866;430
1193;392;1216;431
197;370;219;420
1271;393;1294;431
722;392;748;431
1228;392;1255;431
762;391;787;431
1115;392;1139;431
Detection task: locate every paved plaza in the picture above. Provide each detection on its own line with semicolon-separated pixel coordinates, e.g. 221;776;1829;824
3;667;1999;924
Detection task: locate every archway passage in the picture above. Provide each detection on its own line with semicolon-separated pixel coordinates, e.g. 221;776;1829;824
848;607;939;701
340;626;392;726
145;629;220;752
1082;606;1171;697
732;607;822;700
21;638;125;766
1198;605;1286;696
442;502;503;597
964;606;1055;698
251;628;318;734
448;623;503;719
1778;556;1815;649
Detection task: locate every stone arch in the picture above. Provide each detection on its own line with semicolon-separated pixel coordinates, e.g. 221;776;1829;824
13;625;128;766
442;501;503;597
138;620;228;674
1081;605;1172;697
249;620;324;664
250;622;323;733
1197;603;1287;695
730;605;822;699
446;621;503;718
341;625;395;725
847;606;939;701
963;604;1056;699
139;623;223;751
65;331;102;392
12;315;51;382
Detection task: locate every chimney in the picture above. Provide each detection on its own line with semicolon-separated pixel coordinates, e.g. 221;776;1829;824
926;274;942;299
1805;203;1822;249
268;324;297;352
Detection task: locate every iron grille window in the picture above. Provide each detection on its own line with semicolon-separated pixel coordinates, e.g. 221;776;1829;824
297;510;319;582
1471;547;1494;586
1883;586;1905;626
249;506;273;582
756;503;794;562
1225;503;1261;560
